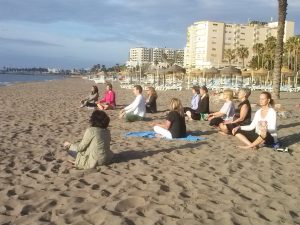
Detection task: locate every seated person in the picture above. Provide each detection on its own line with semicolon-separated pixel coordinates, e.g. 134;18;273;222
80;85;99;107
119;85;146;122
184;86;200;113
153;98;186;139
232;91;278;149
97;83;116;110
145;86;158;113
186;86;209;120
208;89;235;127
63;110;113;169
219;88;252;134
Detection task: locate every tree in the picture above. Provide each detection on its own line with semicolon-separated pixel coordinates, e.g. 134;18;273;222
264;36;277;69
285;36;300;71
224;49;236;65
236;47;249;68
253;43;265;68
273;0;288;99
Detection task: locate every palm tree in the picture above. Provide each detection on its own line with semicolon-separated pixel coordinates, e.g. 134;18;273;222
285;37;295;69
236;47;249;68
224;49;236;65
285;36;300;72
253;43;265;68
273;0;288;99
264;36;277;69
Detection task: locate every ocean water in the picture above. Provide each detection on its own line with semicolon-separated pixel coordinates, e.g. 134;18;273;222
0;73;66;86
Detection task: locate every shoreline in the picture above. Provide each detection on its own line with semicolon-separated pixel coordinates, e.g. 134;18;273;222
0;78;300;224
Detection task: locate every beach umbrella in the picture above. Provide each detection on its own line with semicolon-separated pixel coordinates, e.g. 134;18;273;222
220;66;241;86
165;65;186;85
253;68;268;85
202;67;219;85
220;66;241;76
281;66;295;86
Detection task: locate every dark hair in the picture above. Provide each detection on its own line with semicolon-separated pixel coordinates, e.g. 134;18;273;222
106;83;112;90
192;85;200;94
92;85;99;94
89;110;110;128
261;91;275;107
200;86;208;93
134;85;143;93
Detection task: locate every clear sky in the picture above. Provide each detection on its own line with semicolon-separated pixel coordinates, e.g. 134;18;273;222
0;0;299;69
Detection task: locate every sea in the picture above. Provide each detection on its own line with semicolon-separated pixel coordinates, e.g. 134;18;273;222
0;73;66;86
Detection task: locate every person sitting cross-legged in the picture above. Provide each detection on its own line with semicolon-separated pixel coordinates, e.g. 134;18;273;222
97;83;116;110
232;91;278;149
63;110;113;169
119;85;146;122
219;88;252;134
186;85;210;120
153;98;186;139
208;89;235;127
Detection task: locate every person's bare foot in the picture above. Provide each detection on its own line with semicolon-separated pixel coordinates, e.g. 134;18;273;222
238;145;258;150
218;131;228;135
155;133;163;139
67;160;75;165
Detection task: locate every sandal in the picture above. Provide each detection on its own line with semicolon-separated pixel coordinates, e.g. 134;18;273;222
273;147;289;153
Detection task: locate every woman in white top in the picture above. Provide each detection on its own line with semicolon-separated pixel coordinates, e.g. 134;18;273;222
208;89;235;127
232;91;277;149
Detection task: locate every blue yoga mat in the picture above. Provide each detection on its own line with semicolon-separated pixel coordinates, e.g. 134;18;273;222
125;131;205;142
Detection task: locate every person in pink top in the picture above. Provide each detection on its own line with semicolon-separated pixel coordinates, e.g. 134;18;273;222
97;83;116;110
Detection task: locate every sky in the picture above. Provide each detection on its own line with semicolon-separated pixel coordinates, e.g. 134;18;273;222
0;0;299;69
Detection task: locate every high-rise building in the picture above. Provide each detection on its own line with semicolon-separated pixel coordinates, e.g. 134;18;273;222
127;47;184;67
184;20;295;69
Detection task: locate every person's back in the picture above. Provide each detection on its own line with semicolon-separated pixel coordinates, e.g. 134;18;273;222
64;110;112;170
167;110;186;138
75;127;113;169
146;95;157;113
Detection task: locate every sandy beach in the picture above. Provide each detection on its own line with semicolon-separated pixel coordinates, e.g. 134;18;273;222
0;78;300;225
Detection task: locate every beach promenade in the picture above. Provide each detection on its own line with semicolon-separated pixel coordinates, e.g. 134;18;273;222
0;78;300;225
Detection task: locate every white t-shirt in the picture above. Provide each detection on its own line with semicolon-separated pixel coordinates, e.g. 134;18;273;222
124;94;146;117
220;101;235;120
241;107;277;143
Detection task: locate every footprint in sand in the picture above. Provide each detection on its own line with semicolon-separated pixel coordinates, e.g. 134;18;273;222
115;197;146;212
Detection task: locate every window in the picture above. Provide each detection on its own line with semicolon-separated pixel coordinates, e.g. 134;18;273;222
212;42;216;44
213;29;217;32
213;23;218;26
212;48;216;50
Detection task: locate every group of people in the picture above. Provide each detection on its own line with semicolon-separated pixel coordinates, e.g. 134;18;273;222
64;83;278;170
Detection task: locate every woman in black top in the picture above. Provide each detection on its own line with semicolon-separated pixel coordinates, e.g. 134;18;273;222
145;87;157;113
219;88;252;134
153;98;186;139
186;86;210;120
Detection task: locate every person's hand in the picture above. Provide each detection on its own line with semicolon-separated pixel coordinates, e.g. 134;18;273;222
223;120;231;125
232;126;240;135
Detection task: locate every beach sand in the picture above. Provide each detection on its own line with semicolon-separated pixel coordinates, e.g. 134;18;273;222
0;78;300;225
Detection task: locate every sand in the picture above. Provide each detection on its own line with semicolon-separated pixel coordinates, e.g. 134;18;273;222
0;78;300;225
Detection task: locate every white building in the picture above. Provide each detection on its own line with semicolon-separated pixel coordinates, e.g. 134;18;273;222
127;47;184;68
184;20;295;69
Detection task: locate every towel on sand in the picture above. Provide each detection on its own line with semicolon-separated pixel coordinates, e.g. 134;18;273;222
125;131;205;142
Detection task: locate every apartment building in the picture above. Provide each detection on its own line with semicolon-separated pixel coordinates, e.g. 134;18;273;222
127;47;184;67
184;20;295;69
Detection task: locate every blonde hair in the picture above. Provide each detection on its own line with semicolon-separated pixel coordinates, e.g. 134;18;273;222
223;89;233;100
147;86;157;98
169;98;184;117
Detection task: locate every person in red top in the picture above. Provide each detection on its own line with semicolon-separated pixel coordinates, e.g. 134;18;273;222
97;83;116;110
